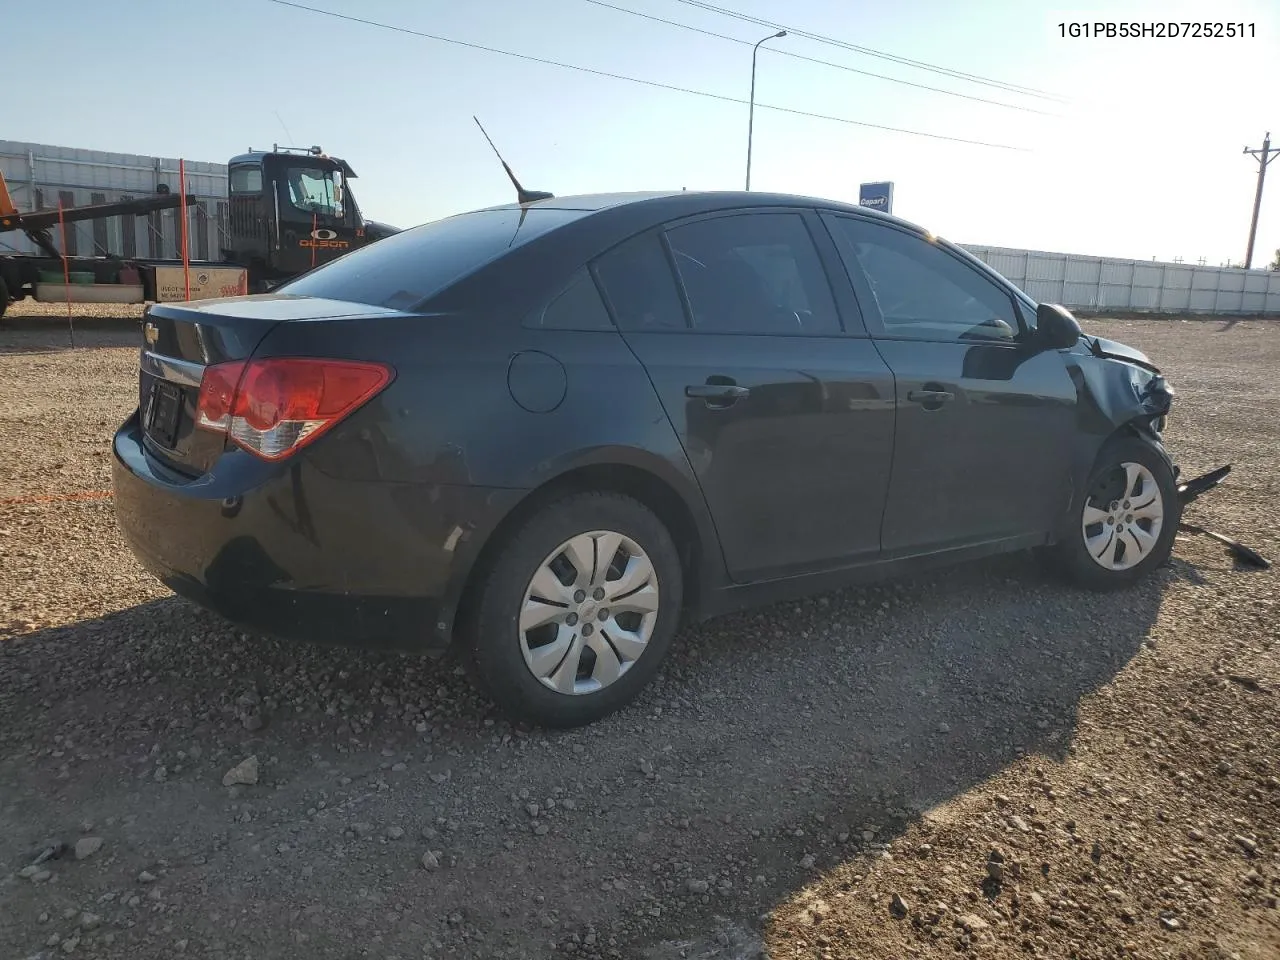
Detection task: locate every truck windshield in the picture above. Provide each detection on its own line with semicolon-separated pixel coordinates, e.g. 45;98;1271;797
276;206;589;310
282;165;344;220
229;166;263;193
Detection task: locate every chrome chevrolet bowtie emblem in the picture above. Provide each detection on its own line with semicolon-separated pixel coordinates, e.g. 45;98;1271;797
143;321;159;346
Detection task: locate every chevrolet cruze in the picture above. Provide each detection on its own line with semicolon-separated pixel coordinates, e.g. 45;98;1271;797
112;190;1179;727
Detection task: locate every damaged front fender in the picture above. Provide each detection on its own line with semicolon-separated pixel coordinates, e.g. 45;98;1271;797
1049;340;1180;542
1068;344;1175;447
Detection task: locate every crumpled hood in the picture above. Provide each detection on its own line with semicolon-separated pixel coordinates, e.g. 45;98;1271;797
1086;334;1160;373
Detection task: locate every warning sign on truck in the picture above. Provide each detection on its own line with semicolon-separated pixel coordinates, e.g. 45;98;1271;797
154;266;248;302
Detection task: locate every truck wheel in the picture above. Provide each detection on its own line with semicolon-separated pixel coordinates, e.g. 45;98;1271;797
0;276;9;321
464;492;684;728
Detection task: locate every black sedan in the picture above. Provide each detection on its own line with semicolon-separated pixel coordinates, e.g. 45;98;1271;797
112;190;1179;727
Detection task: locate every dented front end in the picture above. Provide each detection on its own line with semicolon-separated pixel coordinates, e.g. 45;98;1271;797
1073;334;1176;445
1112;363;1174;444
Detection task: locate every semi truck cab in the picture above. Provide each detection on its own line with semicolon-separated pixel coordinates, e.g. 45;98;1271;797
223;145;399;291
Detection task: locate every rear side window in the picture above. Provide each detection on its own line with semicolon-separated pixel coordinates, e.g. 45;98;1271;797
592;233;688;331
277;207;588;310
664;213;841;335
524;268;615;331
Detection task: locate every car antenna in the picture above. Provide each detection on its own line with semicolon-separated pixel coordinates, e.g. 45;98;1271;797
473;116;554;206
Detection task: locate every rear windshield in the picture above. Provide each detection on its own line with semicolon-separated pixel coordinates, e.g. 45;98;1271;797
276;206;588;310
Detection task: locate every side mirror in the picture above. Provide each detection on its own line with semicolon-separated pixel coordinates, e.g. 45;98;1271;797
1036;302;1083;349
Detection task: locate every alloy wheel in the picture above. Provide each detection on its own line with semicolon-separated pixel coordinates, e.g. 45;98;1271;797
1081;461;1165;571
518;530;660;695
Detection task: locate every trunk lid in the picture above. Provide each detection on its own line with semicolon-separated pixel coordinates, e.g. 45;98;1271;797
137;294;405;477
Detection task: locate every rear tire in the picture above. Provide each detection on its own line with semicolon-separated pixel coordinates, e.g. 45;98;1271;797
0;276;9;321
1051;434;1180;591
464;492;683;728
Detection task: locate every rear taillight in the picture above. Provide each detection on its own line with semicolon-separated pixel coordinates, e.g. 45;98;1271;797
195;358;392;461
195;361;246;432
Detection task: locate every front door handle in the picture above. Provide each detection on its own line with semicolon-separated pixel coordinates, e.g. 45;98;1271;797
907;388;955;408
686;384;750;400
686;382;750;410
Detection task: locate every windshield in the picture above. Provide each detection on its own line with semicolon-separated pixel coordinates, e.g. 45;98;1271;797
275;206;590;310
282;164;345;220
229;165;263;193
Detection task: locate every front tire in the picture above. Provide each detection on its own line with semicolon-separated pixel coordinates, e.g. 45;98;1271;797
1052;434;1181;591
464;492;684;728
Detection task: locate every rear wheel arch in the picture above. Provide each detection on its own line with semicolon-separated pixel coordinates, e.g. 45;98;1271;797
450;461;710;647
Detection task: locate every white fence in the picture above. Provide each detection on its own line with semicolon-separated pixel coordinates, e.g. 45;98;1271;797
961;244;1280;316
0;140;228;262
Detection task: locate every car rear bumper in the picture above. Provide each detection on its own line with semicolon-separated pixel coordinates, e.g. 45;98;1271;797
110;410;523;655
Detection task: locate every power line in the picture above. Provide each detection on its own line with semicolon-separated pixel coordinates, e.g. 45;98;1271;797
580;0;1058;116
670;0;1068;103
263;0;1030;151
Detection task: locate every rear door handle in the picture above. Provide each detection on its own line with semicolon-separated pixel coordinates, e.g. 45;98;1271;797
907;389;954;405
686;384;750;400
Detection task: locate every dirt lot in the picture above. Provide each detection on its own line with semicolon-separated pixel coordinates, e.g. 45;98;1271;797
1;308;1277;960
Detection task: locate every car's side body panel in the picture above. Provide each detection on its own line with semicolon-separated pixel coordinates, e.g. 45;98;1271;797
585;208;898;584
247;306;728;647
868;338;1079;554
618;327;898;582
110;188;1179;670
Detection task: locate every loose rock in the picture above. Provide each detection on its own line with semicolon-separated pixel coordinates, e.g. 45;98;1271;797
1234;835;1258;856
957;913;990;933
221;756;259;787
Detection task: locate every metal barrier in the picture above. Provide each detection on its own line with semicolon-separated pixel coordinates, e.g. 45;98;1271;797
961;244;1280;315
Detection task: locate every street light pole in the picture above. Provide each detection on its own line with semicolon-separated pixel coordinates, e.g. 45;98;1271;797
745;29;786;191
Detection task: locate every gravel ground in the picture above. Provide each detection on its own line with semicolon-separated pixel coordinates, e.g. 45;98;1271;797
0;313;1277;960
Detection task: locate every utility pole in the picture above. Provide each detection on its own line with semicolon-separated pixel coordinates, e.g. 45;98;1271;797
1243;132;1278;269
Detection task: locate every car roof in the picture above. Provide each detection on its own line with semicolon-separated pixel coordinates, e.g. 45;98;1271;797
471;189;932;237
401;187;959;318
